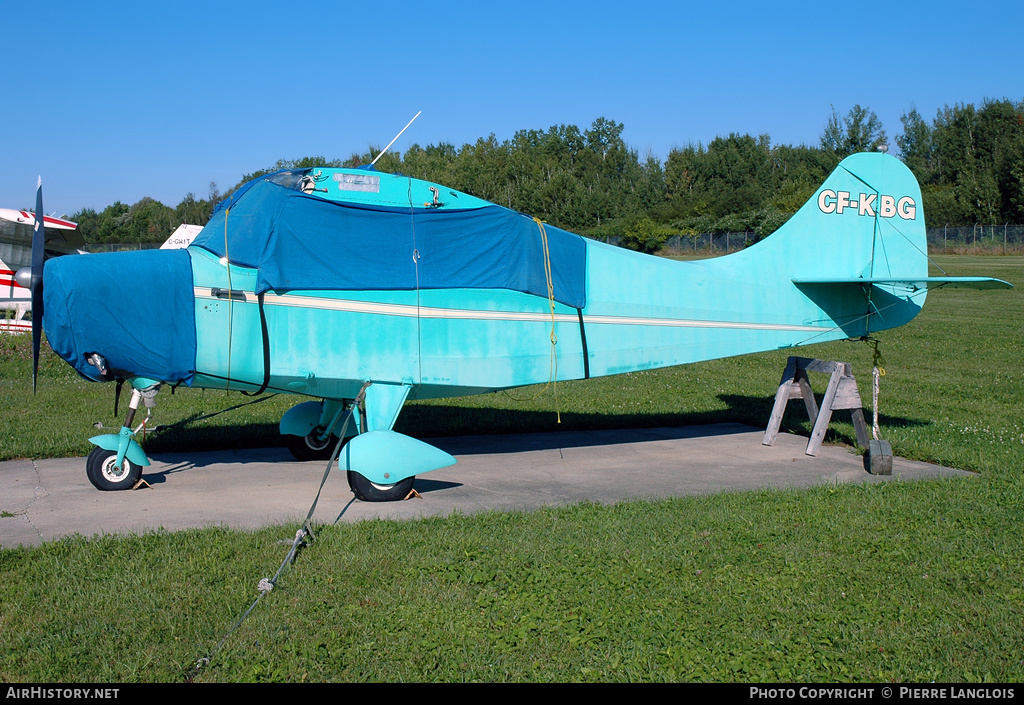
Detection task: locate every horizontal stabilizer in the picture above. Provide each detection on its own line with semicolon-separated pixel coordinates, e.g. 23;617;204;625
793;277;1012;291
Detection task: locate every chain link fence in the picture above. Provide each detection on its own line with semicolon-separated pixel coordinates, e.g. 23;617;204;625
661;232;758;256
596;225;1024;256
90;223;1024;258
82;242;163;253
927;224;1024;252
594;232;757;256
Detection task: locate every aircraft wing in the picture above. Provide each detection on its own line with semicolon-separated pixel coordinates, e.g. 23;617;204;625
793;276;1012;291
0;208;83;253
1;207;84;331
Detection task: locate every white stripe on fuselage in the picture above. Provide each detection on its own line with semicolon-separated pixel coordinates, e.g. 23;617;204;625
193;287;826;333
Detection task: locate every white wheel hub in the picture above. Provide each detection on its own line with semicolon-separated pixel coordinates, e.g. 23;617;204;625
101;456;131;482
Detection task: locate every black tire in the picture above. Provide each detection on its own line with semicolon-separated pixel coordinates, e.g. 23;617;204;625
286;430;338;462
347;471;415;502
86;446;143;491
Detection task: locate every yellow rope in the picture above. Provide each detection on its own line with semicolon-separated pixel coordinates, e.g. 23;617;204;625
224;208;233;394
868;338;886;375
536;217;560;423
500;217;561;422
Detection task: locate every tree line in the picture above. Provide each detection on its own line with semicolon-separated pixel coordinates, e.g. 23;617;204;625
71;98;1024;253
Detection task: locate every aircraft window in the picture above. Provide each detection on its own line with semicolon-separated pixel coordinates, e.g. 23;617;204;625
265;169;314;192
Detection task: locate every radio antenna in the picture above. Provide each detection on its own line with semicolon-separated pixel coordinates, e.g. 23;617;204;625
371;111;422;166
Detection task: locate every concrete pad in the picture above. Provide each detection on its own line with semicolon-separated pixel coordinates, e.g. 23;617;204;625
0;423;971;549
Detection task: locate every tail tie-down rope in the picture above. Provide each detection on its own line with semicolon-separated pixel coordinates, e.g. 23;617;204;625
867;338;886;441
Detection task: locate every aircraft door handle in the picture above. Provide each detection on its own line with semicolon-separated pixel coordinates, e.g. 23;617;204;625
211;287;248;302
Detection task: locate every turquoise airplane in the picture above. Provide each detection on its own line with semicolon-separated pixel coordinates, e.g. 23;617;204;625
22;152;1010;500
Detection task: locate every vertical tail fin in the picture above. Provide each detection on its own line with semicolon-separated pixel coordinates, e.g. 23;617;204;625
772;153;1008;335
758;152;928;284
717;152;932;337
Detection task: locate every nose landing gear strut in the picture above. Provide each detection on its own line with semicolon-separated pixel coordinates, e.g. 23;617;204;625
86;378;161;491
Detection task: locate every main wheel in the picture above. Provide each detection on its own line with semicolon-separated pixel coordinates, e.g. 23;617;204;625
347;471;415;502
286;430;338;462
86;447;143;491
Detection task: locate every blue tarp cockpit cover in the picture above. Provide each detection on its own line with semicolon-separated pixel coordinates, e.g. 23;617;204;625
191;171;588;310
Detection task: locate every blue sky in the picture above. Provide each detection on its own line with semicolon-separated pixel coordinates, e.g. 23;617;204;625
3;0;1023;216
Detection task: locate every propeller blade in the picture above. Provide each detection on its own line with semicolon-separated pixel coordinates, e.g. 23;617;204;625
30;177;44;393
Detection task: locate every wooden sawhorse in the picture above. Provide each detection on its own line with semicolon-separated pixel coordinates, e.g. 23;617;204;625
762;356;870;456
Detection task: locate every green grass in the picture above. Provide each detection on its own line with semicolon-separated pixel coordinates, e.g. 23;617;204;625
0;255;1022;682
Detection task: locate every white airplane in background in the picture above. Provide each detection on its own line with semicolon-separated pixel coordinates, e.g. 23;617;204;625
0;207;83;333
159;223;203;250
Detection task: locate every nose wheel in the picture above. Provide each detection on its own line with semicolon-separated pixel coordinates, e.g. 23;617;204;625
86;447;143;491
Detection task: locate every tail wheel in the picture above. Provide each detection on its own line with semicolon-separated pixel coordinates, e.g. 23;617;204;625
86;447;143;491
347;471;415;502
